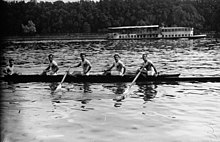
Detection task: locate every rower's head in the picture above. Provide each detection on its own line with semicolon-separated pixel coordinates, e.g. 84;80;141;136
48;54;54;62
9;58;14;66
142;54;147;61
80;53;86;60
114;53;120;62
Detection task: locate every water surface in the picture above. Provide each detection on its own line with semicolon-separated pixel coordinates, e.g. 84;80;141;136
1;39;220;142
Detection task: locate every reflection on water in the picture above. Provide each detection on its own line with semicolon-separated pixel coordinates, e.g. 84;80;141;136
102;83;126;95
80;83;92;93
1;39;220;142
49;82;59;92
137;83;157;101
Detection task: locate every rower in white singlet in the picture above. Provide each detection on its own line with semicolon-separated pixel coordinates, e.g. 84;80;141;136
138;53;158;76
3;58;20;75
42;54;59;75
73;53;92;76
104;53;126;76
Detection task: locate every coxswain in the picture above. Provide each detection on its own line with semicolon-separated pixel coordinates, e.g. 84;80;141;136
104;53;126;76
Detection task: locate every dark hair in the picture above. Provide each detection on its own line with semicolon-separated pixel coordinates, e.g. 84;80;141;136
48;54;53;58
9;58;14;62
80;53;86;56
114;53;120;58
142;53;147;57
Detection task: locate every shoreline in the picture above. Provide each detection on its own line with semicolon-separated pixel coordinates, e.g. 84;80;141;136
2;34;107;41
1;34;219;44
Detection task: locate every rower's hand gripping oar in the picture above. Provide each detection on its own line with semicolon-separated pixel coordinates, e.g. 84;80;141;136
116;67;144;101
55;67;71;92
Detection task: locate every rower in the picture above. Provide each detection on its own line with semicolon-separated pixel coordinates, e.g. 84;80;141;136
3;58;20;75
138;53;158;76
72;53;92;76
42;54;59;75
104;53;126;76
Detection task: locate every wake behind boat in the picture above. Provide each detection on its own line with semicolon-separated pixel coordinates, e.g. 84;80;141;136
1;73;220;83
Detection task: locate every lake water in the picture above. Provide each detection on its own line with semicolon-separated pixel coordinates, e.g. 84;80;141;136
1;39;220;142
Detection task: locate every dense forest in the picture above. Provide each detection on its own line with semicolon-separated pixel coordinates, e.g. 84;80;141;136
0;0;220;36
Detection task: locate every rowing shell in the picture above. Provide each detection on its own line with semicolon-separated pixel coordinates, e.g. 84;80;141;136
1;73;220;83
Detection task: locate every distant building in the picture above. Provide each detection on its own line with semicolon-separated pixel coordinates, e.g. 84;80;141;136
107;25;206;40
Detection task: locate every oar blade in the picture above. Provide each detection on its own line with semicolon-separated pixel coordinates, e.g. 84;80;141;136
54;67;71;92
115;68;143;101
55;83;62;92
123;88;130;95
115;87;130;101
115;95;125;101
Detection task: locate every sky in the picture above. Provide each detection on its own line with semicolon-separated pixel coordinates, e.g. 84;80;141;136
5;0;100;3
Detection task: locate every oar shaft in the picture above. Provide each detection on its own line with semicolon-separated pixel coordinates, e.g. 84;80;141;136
123;68;143;95
60;73;68;84
60;67;71;84
115;68;144;100
130;71;142;86
54;67;71;92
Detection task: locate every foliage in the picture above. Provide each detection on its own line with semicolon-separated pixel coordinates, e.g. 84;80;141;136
21;20;36;34
0;0;219;35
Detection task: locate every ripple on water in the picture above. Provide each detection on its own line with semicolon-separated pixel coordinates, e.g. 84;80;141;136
1;39;220;142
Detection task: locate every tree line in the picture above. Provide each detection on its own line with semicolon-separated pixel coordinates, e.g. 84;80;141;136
0;0;220;36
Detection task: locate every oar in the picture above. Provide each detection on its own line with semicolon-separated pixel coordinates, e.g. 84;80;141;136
55;67;70;92
116;67;144;101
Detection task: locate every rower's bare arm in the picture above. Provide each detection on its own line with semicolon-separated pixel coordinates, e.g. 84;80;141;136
123;66;126;75
85;66;92;74
54;66;59;73
105;64;114;71
152;64;158;74
44;65;50;72
74;62;81;68
138;65;144;72
3;68;7;75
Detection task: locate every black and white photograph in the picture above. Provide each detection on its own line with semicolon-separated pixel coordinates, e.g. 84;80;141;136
0;0;220;141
